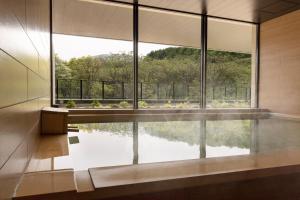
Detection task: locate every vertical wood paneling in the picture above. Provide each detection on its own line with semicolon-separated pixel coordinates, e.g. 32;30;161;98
0;103;28;168
28;71;42;100
260;10;300;115
0;0;50;199
26;0;51;80
0;0;39;73
8;0;27;30
0;51;27;108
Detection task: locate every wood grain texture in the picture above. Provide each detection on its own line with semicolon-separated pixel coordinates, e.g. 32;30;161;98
0;0;50;199
14;170;77;200
0;51;27;108
260;10;300;115
98;173;300;200
41;110;68;135
0;141;28;200
121;0;300;23
0;0;39;73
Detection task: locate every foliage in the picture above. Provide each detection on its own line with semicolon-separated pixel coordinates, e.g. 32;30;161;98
75;120;251;149
91;100;101;108
66;100;76;108
206;50;251;88
138;100;149;108
147;47;200;61
56;47;251;104
208;100;249;108
206;120;250;148
142;120;250;148
164;100;173;108
176;101;190;109
55;54;71;79
77;123;133;135
119;101;130;108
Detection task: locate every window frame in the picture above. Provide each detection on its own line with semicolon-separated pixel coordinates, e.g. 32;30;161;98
50;0;260;109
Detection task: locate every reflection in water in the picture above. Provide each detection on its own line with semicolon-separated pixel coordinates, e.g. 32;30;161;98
206;120;251;149
133;122;139;164
66;120;252;170
200;120;206;158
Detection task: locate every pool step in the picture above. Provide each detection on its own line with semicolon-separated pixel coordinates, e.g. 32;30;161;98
13;170;96;200
13;170;77;200
85;149;300;199
13;149;300;200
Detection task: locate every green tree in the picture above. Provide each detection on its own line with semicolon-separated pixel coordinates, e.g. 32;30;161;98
66;56;103;97
55;54;71;79
55;47;251;103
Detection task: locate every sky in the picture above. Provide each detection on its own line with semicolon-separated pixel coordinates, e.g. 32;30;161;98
53;34;172;61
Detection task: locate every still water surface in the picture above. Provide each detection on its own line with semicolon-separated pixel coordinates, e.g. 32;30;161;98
55;119;300;170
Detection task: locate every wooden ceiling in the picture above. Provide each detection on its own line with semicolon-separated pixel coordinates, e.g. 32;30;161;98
114;0;300;23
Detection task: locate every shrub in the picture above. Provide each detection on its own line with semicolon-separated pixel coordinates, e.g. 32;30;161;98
164;100;173;108
176;101;190;109
66;100;76;108
119;101;129;108
138;100;148;108
91;100;101;108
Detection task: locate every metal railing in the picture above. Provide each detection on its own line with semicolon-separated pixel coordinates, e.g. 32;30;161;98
56;79;250;103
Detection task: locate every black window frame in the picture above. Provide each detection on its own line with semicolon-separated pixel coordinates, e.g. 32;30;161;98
50;0;260;109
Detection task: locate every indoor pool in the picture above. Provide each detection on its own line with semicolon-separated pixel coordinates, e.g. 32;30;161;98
55;118;300;171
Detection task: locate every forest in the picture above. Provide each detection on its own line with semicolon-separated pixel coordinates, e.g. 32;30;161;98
55;47;251;108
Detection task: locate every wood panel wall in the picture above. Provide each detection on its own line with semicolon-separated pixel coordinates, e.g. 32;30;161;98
260;10;300;115
0;0;51;199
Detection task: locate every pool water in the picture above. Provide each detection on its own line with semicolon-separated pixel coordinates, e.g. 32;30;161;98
55;118;300;171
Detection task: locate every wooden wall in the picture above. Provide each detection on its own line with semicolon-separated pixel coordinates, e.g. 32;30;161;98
0;0;50;199
260;10;300;115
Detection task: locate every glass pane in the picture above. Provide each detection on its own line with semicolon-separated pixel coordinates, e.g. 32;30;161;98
206;18;257;108
53;0;133;109
138;7;201;109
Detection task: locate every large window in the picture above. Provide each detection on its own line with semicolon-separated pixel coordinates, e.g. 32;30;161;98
206;18;257;108
53;0;133;109
52;1;257;109
138;8;201;109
